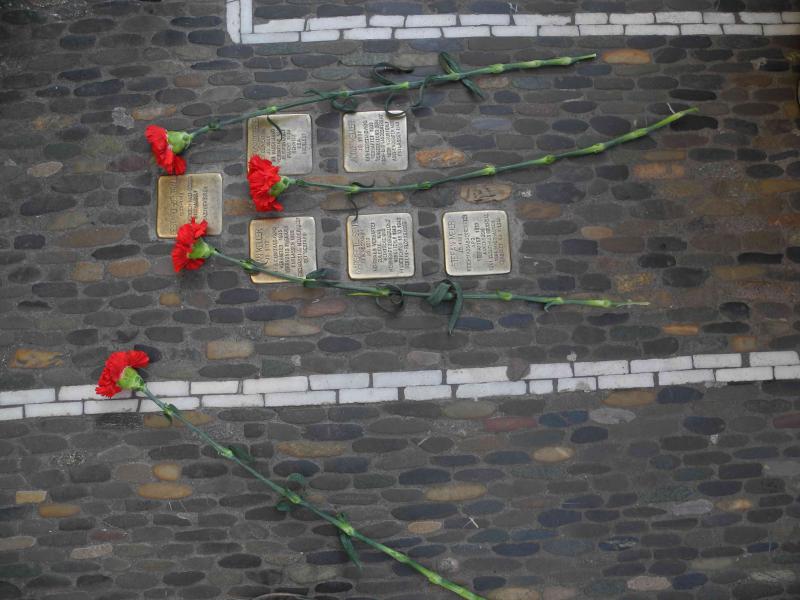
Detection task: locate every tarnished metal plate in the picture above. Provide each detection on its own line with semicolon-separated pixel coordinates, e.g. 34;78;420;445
247;113;313;175
443;210;511;276
343;110;408;173
249;217;317;284
156;173;223;239
347;213;414;280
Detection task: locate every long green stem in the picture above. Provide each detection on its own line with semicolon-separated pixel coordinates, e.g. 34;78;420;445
292;108;698;196
140;387;485;600
187;54;596;137
201;248;646;336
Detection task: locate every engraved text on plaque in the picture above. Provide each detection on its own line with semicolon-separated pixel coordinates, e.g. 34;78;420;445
343;110;408;173
156;173;223;239
247;114;313;175
347;213;414;279
443;210;511;276
249;217;317;284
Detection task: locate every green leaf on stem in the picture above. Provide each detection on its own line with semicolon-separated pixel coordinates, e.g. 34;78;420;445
446;280;464;335
286;472;308;490
337;513;362;570
371;62;414;85
331;96;358;113
373;284;404;314
275;500;293;512
438;52;484;99
228;445;254;463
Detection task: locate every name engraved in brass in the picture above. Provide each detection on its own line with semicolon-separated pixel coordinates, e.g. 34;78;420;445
247;114;313;175
443;210;511;276
347;213;414;280
249;217;317;284
343;110;408;173
156;173;223;239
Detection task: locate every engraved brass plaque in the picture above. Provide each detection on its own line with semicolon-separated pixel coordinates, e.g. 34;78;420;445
249;217;317;284
347;213;414;280
343;110;408;173
156;173;223;239
247;113;313;175
443;210;511;276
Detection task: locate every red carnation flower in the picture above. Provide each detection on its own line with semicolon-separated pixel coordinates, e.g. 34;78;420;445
248;155;285;212
145;125;187;175
172;217;210;272
96;350;150;398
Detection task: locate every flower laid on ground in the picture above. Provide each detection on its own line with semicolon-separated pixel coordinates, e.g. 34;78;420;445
168;220;647;333
171;218;215;272
94;349;489;599
247;156;292;212
95;350;149;397
144;52;597;173
145;125;192;175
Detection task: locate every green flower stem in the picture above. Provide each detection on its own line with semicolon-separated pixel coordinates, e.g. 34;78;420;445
199;248;647;323
139;387;486;600
187;53;596;137
293;107;699;196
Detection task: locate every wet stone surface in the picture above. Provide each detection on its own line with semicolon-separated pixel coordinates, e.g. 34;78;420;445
1;1;800;388
0;382;799;597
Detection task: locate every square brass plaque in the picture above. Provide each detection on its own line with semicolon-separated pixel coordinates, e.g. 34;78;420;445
347;213;414;280
342;110;408;173
247;113;312;175
443;210;511;276
249;217;317;284
156;173;223;239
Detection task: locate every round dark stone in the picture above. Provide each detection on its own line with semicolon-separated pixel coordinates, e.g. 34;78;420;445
639;253;676;268
683;416;726;436
537;509;580;528
698;481;742;497
571;426;608;444
492;542;539;557
183;462;228;479
539;411;588;428
398;468;450;484
14;234;45;249
318;337;361;353
244;305;295;321
218;554;261;569
658;386;703;404
663;267;709;288
162;571;204;586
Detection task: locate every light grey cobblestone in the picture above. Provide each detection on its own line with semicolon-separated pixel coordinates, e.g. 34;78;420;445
447;367;508;384
456;382;526;398
403;385;452;401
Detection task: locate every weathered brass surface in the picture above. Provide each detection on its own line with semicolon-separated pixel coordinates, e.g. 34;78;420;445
247;113;313;175
342;110;408;172
443;210;511;276
249;217;317;284
156;173;223;238
347;213;414;280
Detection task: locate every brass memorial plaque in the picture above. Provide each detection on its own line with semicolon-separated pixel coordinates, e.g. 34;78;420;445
343;110;408;173
156;173;223;239
247;114;313;175
249;217;317;284
347;213;414;280
443;210;511;276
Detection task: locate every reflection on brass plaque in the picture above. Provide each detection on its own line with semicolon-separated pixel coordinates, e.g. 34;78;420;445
343;110;408;172
347;213;414;279
443;210;511;276
156;173;223;239
247;114;312;175
249;217;316;284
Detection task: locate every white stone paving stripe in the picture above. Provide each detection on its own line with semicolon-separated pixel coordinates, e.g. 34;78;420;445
2;352;799;420
226;12;795;44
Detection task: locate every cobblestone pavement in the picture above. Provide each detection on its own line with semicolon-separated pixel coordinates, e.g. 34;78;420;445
1;2;799;598
2;381;800;599
0;0;799;391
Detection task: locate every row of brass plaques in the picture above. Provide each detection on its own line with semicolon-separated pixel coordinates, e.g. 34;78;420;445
247;211;510;282
246;111;407;174
156;176;510;281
